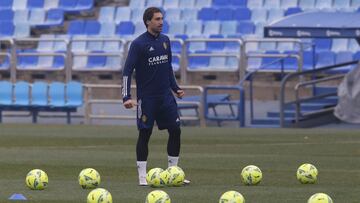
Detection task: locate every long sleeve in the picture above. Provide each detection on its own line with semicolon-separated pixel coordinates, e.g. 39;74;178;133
122;42;140;102
167;39;181;93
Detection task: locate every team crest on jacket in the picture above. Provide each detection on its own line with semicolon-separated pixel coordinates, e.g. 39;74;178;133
141;114;147;123
163;42;167;50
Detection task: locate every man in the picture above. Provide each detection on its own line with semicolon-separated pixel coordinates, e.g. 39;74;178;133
122;7;189;186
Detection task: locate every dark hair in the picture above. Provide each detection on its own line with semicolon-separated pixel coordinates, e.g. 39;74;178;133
143;7;163;28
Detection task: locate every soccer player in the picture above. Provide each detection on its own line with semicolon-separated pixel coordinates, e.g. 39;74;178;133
122;7;189;186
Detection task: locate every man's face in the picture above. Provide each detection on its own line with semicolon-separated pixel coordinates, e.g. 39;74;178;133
147;12;163;34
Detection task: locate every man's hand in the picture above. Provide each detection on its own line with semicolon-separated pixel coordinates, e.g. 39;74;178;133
123;99;137;109
176;90;185;99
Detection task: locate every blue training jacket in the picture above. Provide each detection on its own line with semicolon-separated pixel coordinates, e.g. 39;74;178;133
122;31;181;102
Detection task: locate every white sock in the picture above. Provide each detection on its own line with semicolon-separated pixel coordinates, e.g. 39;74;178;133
168;156;179;167
137;161;147;184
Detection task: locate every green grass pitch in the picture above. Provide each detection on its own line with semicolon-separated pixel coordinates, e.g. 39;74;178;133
0;124;359;202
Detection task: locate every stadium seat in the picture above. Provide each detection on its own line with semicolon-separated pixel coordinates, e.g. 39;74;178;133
237;21;255;36
59;0;93;12
188;51;210;70
181;8;198;21
14;23;30;37
105;56;122;69
145;0;163;7
49;82;65;107
276;42;295;51
203;21;220;36
330;51;355;73
284;7;303;16
54;34;68;51
233;7;251;21
0;81;13;105
171;56;180;71
302;51;315;70
331;39;348;52
246;51;263;70
198;8;216;21
0;0;13;9
348;39;360;52
261;50;282;70
0;55;10;70
29;9;45;25
220;21;237;36
134;21;146;35
165;8;181;22
315;0;333;9
259;41;277;51
255;22;265;36
333;0;350;8
231;0;247;7
116;21;135;36
195;0;212;8
188;41;206;53
13;0;27;10
283;50;299;70
0;9;14;22
53;52;65;68
115;7;131;23
14;10;29;23
99;22;116;36
264;0;281;8
84;20;100;35
212;0;231;7
168;21;185;35
209;56;226;68
162;20;169;34
86;38;103;51
27;0;45;8
163;0;179;8
206;34;225;51
76;0;94;12
298;0;315;9
17;50;39;69
131;8;144;23
37;55;54;68
267;9;284;23
251;8;267;23
224;35;242;52
87;52;106;69
185;21;203;37
98;7;115;23
216;8;233;21
31;81;48;106
37;35;54;51
14;81;30;106
353;51;360;60
316;51;335;68
247;0;263;8
68;20;85;35
313;38;332;51
0;22;14;36
280;0;298;8
71;35;87;52
129;0;145;8
66;81;83;107
43;9;64;27
179;0;195;8
44;0;59;9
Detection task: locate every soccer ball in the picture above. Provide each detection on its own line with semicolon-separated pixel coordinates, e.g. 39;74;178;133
241;165;262;185
166;166;185;186
79;168;101;189
145;190;171;203
160;170;171;186
307;193;333;203
87;188;112;203
297;163;318;184
25;169;48;190
219;191;245;203
147;168;164;187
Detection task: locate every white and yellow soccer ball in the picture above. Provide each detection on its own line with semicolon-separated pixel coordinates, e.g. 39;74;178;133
219;190;245;203
166;166;185;186
307;193;333;203
147;168;164;187
25;169;48;190
241;165;262;185
159;170;171;186
79;168;101;189
297;163;318;184
145;190;171;203
87;188;112;203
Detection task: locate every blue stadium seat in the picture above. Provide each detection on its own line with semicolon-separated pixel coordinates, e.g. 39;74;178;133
170;40;182;53
44;0;59;9
348;39;360;52
99;22;116;36
53;52;65;68
313;38;332;51
0;81;13;105
29;9;45;25
165;8;181;22
14;23;30;37
54;34;68;51
131;8;144;23
76;0;93;12
84;20;100;35
203;21;220;36
0;9;14;22
87;52;106;69
216;8;233;21
251;8;267;23
353;51;360;60
13;0;27;10
284;7;303;16
133;21;145;35
17;50;38;69
66;81;83;107
195;0;212;8
188;50;210;70
185;21;203;37
38;55;54;68
14;81;30;106
0;22;14;36
206;34;225;51
68;20;85;35
255;22;265;36
299;0;315;9
315;0;333;9
105;56;121;70
220;21;237;36
231;0;247;7
71;35;87;51
331;51;355;73
0;56;10;70
233;7;251;21
247;0;263;8
163;0;179;8
264;0;281;8
224;35;242;52
188;41;206;53
114;7;131;23
267;8;284;23
162;20;169;34
27;0;45;8
213;0;231;7
246;51;262;70
179;0;195;8
14;10;29;23
261;50;282;70
168;21;185;35
225;56;239;70
331;39;348;52
333;0;350;8
316;51;335;68
146;0;163;7
171;56;180;71
181;8;198;21
0;0;13;9
198;8;216;21
31;81;48;106
280;0;298;8
302;51;315;70
59;0;81;12
98;7;115;23
129;0;145;8
283;50;299;70
49;82;65;107
43;8;64;27
237;21;255;35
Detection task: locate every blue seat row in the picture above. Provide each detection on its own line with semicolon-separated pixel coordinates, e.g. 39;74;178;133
0;81;83;123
